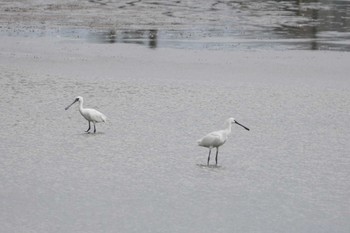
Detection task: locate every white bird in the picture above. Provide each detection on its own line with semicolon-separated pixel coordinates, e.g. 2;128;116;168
197;117;249;166
65;96;107;133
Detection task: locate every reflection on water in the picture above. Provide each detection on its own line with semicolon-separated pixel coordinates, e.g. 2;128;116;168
89;29;158;49
1;0;350;50
273;0;350;50
82;0;350;50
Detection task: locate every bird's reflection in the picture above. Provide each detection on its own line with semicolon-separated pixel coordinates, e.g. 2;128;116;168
89;29;158;49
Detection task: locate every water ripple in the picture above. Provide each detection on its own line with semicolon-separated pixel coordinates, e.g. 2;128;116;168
1;0;350;50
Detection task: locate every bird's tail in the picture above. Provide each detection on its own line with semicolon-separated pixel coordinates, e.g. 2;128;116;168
197;139;202;146
101;114;107;123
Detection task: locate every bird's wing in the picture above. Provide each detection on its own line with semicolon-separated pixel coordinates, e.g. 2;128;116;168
85;108;106;122
198;131;222;147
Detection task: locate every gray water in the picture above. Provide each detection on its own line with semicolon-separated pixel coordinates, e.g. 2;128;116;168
1;0;350;50
0;63;349;232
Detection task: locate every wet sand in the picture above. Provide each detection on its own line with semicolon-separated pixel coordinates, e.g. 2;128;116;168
0;36;350;233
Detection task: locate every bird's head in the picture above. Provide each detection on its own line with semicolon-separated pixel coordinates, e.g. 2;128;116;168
75;96;83;102
65;96;83;110
228;117;250;131
228;117;236;124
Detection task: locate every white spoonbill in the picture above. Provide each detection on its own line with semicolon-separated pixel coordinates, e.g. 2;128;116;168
197;117;249;166
65;96;107;133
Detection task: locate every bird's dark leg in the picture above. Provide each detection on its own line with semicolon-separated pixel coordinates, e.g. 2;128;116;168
93;122;96;133
86;121;91;132
215;147;219;165
207;148;211;166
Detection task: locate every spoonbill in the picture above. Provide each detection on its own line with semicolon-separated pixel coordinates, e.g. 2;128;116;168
65;96;107;133
197;117;249;166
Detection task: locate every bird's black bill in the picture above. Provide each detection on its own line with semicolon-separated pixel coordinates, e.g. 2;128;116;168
65;99;77;110
235;121;250;131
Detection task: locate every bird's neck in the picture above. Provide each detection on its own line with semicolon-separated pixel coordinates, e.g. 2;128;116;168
78;100;84;113
225;123;232;135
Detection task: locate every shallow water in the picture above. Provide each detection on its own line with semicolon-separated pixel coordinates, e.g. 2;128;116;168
0;44;349;232
1;0;350;50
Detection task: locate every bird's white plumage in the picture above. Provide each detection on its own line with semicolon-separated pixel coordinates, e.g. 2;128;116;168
197;130;228;148
80;107;107;123
197;117;249;165
65;96;106;133
197;119;233;148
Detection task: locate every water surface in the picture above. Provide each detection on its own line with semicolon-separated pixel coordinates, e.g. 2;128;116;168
1;0;350;50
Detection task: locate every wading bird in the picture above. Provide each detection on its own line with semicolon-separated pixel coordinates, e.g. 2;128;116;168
65;96;107;133
197;117;249;166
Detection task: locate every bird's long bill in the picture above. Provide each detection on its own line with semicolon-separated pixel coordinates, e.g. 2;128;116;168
65;99;78;110
235;120;250;131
